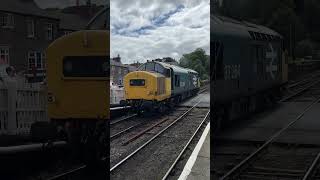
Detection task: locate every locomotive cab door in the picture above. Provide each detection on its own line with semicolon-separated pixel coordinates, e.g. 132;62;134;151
170;68;174;91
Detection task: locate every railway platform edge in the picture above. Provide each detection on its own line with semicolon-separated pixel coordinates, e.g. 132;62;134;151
178;122;210;180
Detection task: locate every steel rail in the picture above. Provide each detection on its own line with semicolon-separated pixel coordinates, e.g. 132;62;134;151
221;96;320;180
302;151;320;180
288;77;313;89
288;70;320;89
122;117;169;145
162;110;210;180
279;80;320;102
110;100;202;172
47;165;86;180
110;114;137;125
110;121;144;139
199;87;209;94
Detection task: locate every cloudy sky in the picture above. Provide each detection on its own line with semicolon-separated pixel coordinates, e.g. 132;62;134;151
35;0;105;8
111;0;210;64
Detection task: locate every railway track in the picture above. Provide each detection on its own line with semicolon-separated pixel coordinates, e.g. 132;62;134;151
110;114;138;125
110;114;147;140
302;150;320;180
214;78;320;179
47;165;86;180
45;89;209;180
287;70;320;89
110;98;210;179
281;71;320;102
110;87;208;141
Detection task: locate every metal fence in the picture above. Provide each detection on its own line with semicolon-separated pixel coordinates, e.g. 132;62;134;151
110;85;124;105
0;80;48;135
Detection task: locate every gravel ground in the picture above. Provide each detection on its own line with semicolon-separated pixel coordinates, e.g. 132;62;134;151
166;121;210;180
110;115;146;137
212;140;259;179
241;145;320;180
110;107;209;180
110;107;189;167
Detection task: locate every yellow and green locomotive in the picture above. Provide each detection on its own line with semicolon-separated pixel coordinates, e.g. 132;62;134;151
124;61;200;112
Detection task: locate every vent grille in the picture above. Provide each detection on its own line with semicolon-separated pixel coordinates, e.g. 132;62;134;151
248;31;281;41
157;77;166;95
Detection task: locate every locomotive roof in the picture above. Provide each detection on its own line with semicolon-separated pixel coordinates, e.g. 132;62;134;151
155;61;198;74
129;71;165;78
211;15;283;40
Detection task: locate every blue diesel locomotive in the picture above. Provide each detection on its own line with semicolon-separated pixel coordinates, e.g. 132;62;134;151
124;61;200;112
211;15;288;131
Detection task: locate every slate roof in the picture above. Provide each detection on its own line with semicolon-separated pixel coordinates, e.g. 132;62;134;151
47;11;88;30
0;0;58;19
46;5;106;30
111;59;128;68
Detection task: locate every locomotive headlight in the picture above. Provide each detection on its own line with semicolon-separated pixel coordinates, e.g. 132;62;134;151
48;92;56;103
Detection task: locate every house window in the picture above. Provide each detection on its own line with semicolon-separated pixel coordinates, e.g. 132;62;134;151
46;23;53;40
28;51;45;69
64;31;72;36
27;19;35;38
0;13;14;28
111;66;115;74
0;47;9;64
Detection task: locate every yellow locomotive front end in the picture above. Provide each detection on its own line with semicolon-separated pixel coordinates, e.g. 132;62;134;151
37;30;110;164
124;71;171;111
46;30;109;120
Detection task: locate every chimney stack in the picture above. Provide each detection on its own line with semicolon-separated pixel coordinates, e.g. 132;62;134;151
86;0;91;6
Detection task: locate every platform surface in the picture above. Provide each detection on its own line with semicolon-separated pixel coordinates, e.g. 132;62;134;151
187;131;210;180
180;91;210;108
178;122;210;180
217;102;320;145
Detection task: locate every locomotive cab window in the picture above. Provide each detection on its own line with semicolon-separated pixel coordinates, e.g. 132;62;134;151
146;62;155;72
138;64;146;71
139;62;170;77
63;56;109;77
166;68;171;77
212;41;224;79
175;75;180;87
130;79;145;86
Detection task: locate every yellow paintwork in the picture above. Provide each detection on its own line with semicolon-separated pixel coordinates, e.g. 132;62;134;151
124;71;171;102
46;30;109;120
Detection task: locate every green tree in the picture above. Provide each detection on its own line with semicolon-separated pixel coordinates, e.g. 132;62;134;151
179;48;210;80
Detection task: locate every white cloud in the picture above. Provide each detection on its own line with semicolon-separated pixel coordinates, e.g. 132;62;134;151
111;0;210;64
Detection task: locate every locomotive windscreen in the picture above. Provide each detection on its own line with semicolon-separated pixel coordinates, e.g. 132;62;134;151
138;62;170;77
63;56;109;77
130;79;145;86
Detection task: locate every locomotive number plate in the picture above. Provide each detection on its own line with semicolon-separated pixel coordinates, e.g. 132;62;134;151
224;64;240;80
